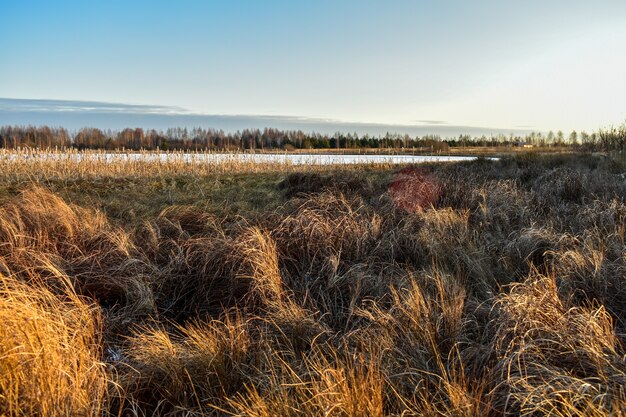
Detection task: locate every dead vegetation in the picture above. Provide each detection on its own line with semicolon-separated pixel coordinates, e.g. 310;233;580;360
0;153;624;416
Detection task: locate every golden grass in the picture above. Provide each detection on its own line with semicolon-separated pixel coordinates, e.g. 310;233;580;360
0;148;402;183
0;273;107;416
0;152;624;416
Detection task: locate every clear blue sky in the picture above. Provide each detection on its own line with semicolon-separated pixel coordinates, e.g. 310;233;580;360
1;0;626;131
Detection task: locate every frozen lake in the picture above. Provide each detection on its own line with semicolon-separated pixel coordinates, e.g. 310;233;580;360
186;154;482;165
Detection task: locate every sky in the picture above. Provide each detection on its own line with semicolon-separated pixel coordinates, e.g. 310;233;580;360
1;0;626;134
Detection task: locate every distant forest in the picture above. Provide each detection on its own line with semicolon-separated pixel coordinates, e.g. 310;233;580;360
0;125;624;152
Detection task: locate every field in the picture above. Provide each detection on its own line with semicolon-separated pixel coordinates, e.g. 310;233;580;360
0;152;625;416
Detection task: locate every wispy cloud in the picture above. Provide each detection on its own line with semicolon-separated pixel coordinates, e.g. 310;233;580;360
414;120;448;125
0;98;189;115
0;98;534;136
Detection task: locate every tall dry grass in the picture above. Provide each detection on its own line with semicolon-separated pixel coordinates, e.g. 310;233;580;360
0;187;156;319
0;148;401;184
0;273;107;416
0;152;624;416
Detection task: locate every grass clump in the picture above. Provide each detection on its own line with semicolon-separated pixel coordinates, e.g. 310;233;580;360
0;273;107;416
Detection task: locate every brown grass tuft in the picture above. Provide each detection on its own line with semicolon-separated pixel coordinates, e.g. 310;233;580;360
0;273;107;416
491;273;626;415
118;314;254;415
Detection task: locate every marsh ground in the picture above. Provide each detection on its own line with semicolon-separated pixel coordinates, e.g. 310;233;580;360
0;153;625;416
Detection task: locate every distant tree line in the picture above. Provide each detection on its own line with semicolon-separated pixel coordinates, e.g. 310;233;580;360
0;125;624;153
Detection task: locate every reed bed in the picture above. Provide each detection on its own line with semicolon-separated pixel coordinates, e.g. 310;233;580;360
0;148;408;182
0;152;624;416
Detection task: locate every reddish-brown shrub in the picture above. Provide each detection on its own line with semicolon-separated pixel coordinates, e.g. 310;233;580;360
388;166;442;212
